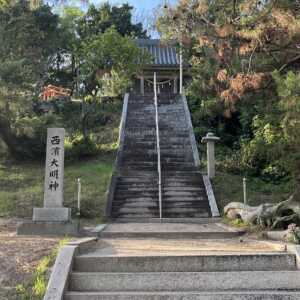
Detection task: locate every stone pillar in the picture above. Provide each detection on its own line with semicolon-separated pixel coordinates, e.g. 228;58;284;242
33;128;71;222
201;132;220;179
173;77;178;94
140;76;144;95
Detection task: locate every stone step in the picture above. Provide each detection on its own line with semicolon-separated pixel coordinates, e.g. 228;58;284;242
114;193;158;200
160;197;207;202
117;178;158;183
126;119;155;123
121;162;158;167
124;137;156;141
126;114;155;118
159;128;188;132
121;167;157;172
162;212;210;218
160;149;192;154
113;201;207;210
121;161;157;165
163;193;206;198
163;176;204;181
122;149;157;155
126;123;156;127
115;190;158;203
123;152;192;159
162;171;202;176
116;182;203;189
111;213;159;219
113;197;158;203
159;145;188;150
116;182;157;187
126;126;156;130
114;191;205;199
113;202;159;209
120;171;158;177
121;166;157;170
65;291;300;300
123;157;190;164
126;117;155;120
115;207;161;214
162;186;204;191
113;217;222;223
113;199;208;206
115;187;158;192
73;253;296;273
124;141;156;146
162;202;209;208
124;137;190;142
163;196;207;203
162;182;204;187
162;168;198;173
159;207;207;214
98;229;242;239
162;180;204;185
70;271;300;292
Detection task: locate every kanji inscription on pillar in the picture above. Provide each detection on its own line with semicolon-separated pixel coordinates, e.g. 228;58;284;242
44;128;65;207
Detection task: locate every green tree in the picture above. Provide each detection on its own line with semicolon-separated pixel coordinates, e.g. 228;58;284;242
76;27;149;139
157;0;300;181
77;2;147;39
273;71;300;197
0;2;62;158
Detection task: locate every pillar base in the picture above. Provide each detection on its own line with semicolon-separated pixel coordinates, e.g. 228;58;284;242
33;207;71;222
17;220;78;236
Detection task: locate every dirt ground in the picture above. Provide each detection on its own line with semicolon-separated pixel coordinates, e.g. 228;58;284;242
0;218;60;300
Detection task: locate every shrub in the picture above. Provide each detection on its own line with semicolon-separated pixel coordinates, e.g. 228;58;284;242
65;135;99;160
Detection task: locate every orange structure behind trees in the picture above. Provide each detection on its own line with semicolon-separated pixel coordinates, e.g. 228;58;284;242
40;85;71;101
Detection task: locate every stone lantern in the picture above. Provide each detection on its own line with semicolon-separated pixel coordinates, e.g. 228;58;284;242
201;132;220;179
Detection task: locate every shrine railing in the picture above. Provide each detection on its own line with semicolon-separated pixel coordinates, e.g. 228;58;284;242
154;72;162;219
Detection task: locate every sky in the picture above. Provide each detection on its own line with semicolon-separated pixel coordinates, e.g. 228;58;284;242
91;0;177;11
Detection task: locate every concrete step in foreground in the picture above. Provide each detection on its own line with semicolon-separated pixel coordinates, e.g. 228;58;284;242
65;291;300;300
69;271;300;292
63;221;300;300
74;253;296;273
98;223;244;239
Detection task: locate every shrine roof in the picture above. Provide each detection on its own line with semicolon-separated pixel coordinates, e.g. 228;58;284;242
137;39;180;68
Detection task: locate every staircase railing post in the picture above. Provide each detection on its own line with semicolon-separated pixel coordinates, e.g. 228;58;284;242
154;72;162;219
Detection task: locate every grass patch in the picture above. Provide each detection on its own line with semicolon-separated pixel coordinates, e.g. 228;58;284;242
16;239;69;300
212;171;293;214
0;154;114;220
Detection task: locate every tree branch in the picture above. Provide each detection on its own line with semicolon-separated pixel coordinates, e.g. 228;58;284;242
278;54;300;72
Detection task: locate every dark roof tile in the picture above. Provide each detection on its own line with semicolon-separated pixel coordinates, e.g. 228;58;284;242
137;39;179;66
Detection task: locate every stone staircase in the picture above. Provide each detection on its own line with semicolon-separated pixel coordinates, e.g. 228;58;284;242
65;255;300;300
109;93;211;219
63;223;300;299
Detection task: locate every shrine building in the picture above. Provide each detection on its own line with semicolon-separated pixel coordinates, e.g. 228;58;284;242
135;39;188;94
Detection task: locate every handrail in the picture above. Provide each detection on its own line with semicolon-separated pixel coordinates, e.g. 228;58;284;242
154;73;162;219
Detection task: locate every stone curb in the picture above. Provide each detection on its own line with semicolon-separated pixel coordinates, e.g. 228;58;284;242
252;239;300;269
43;237;97;300
203;175;220;217
287;244;300;269
105;93;129;218
181;94;201;167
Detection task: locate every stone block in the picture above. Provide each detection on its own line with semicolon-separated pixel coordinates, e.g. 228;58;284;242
33;207;71;222
17;220;79;236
